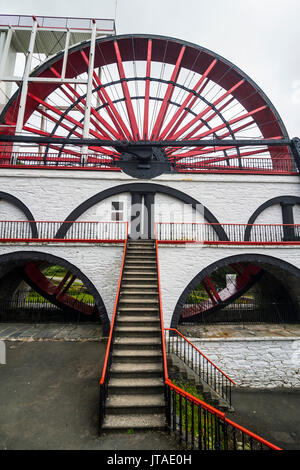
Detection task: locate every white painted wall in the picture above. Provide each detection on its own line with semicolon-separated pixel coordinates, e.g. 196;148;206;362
0;169;298;225
157;245;300;327
186;337;300;388
0;243;123;323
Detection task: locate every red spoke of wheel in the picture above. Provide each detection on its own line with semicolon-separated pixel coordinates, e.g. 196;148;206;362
80;52;131;139
166;96;236;158
151;45;186;140
27;92;118;151
186;104;267;141
114;40;140;140
169;79;245;141
201;278;219;305
181;95;236;143
55;271;73;296
143;39;152;140
57;274;77;297
175;147;268;167
205;276;221;302
159;58;217;140
171;145;236;160
35;109;116;155
50;67;120;141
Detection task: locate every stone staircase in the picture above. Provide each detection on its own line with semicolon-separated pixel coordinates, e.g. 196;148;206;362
102;239;166;431
167;354;234;413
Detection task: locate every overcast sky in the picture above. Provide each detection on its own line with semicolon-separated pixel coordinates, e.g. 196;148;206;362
2;0;300;137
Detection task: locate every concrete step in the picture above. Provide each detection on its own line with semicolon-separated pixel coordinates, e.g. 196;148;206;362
118;306;159;316
126;249;155;255
120;291;158;299
102;413;166;431
123;270;157;276
115;326;161;337
127;241;155;246
114;336;161;350
110;361;163;378
112;349;162;363
126;251;156;256
117;316;160;327
105;394;165;415
118;299;159;308
122;277;158;284
108;376;164;395
121;283;158;289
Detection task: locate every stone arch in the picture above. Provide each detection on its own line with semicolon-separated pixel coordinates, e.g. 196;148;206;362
0;191;37;237
0;250;110;334
245;196;300;241
171;253;300;328
55;182;228;241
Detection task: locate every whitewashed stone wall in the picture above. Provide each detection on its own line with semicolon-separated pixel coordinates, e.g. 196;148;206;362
0;243;123;321
158;245;300;327
188;337;300;388
0;169;298;225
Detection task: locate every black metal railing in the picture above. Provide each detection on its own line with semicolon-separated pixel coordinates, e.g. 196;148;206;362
181;300;298;325
0;151;298;175
0;152;118;169
174;155;298;174
156;222;300;243
165;380;281;450
165;329;235;407
0;220;128;242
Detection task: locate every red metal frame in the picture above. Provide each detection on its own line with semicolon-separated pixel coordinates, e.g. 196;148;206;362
0;35;292;174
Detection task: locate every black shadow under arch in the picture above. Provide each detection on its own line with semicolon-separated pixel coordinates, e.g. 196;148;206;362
0;250;110;335
171;253;300;328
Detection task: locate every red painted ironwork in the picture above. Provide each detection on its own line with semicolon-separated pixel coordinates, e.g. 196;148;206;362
0;35;293;173
23;262;96;316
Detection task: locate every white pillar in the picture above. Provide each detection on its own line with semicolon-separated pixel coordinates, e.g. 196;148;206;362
81;20;97;163
13;18;38;161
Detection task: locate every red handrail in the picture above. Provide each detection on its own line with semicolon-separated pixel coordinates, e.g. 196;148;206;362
154;223;168;381
165;328;236;385
154;226;282;450
99;222;128;385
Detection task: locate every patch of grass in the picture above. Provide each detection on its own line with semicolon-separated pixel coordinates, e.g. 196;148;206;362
170;378;224;449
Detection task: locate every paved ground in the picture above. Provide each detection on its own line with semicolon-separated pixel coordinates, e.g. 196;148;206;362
0;340;181;450
179;323;300;339
0;324;299;451
0;322;103;342
230;388;300;450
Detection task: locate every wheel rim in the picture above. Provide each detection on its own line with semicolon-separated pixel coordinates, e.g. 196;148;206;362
0;34;291;172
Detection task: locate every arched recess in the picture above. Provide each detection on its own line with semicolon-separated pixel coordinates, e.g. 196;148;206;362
54;182;228;241
0;250;110;334
245;196;300;241
171;253;300;328
0;191;37;237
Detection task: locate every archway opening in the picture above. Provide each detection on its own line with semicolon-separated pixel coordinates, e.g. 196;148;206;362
0;252;108;332
172;255;300;330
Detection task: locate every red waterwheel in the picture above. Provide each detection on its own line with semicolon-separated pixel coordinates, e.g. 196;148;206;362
0;34;291;174
181;263;263;321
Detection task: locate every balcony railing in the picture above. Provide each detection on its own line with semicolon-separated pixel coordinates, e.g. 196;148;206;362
0;14;115;32
0;152;298;175
174;156;298;174
156;222;300;244
0;220;299;244
0;220;128;242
